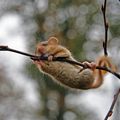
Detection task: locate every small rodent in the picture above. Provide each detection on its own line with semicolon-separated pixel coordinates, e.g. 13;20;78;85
34;37;116;90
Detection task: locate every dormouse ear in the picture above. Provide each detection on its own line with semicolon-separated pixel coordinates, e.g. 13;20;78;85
48;37;59;45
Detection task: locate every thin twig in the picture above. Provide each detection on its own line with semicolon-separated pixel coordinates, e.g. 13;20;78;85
101;0;108;56
0;45;120;79
101;0;120;119
0;45;37;58
104;88;120;120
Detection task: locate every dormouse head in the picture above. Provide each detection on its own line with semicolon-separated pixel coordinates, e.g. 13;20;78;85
36;37;59;55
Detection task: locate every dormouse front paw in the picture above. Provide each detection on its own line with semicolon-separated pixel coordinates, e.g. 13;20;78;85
83;61;96;70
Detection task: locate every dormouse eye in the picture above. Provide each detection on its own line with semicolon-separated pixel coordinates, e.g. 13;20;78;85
42;43;48;46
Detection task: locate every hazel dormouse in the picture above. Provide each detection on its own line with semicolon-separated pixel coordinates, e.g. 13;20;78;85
34;37;116;90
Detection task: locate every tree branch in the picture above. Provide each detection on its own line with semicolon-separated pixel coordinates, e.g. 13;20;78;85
0;45;37;58
0;45;120;79
101;0;108;56
104;88;120;120
101;0;120;119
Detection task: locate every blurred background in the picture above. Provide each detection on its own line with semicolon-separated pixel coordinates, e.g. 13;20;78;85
0;0;120;120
